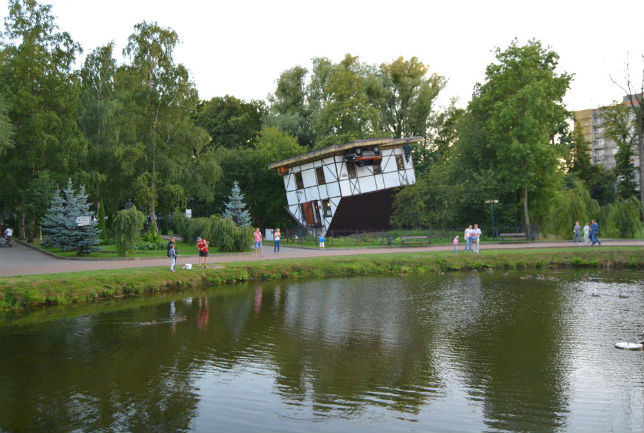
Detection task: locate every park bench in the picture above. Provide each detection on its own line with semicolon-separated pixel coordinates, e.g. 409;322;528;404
400;236;430;247
499;232;527;243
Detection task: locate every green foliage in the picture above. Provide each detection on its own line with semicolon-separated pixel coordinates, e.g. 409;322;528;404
174;214;252;252
222;181;251;226
97;202;107;241
112;206;146;256
599;197;642;238
208;216;253;252
601;102;639;200
142;225;162;243
134;239;167;250
41;180;101;255
194;95;265;148
544;181;599;238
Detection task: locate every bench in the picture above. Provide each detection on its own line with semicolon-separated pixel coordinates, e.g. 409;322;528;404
400;236;430;247
499;233;527;243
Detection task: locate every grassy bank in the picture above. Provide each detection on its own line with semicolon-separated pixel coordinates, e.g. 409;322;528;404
1;247;642;311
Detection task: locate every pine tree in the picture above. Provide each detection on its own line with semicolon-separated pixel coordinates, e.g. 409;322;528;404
41;179;101;255
222;181;252;227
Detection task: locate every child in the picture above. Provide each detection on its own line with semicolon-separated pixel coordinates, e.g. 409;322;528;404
168;242;178;272
273;228;281;253
453;235;459;254
319;234;325;249
583;222;590;246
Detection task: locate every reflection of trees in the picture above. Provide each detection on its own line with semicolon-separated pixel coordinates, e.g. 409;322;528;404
0;277;449;430
0;303;201;432
445;273;571;433
267;278;444;415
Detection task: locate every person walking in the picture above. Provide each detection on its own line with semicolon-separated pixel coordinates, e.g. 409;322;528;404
583;222;590;246
273;228;281;253
463;225;472;252
472;224;481;253
168;242;178;272
3;226;12;248
254;227;263;257
453;235;459;254
590;219;602;246
573;221;581;245
197;236;209;268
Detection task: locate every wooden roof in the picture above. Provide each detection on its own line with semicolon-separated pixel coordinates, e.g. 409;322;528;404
267;136;424;170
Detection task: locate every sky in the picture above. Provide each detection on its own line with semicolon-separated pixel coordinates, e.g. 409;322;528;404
1;0;643;112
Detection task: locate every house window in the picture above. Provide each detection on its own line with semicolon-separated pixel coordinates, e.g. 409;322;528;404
396;154;404;171
316;167;326;185
295;172;304;190
373;162;382;175
322;199;332;217
346;161;356;179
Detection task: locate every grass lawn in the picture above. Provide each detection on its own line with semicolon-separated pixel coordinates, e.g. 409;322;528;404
1;246;642;311
28;239;244;258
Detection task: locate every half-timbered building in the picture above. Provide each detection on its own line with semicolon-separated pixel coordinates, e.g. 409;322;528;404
267;137;422;234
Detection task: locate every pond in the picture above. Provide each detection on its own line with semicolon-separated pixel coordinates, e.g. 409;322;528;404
0;270;642;432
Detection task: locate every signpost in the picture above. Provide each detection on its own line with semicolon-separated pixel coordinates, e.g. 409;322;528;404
185;209;192;219
76;216;91;227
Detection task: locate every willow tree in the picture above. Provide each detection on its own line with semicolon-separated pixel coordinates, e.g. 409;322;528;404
465;40;572;236
116;22;219;232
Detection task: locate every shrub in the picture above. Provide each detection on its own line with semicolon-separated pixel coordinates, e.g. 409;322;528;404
600;197;641;238
113;206;146;256
545;181;599;238
134;240;167;250
173;213;252;252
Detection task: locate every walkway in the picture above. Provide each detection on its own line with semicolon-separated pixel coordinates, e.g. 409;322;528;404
1;239;642;277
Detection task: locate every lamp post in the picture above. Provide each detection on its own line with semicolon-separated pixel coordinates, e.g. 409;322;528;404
484;199;498;240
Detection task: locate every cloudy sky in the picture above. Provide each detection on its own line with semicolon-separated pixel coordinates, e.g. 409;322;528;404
2;0;643;111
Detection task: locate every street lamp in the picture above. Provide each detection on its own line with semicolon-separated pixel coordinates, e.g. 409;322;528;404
484;199;498;240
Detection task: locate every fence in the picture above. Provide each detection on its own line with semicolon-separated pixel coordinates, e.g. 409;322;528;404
278;225;540;248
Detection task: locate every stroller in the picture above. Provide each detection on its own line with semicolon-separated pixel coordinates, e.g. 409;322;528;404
0;236;6;247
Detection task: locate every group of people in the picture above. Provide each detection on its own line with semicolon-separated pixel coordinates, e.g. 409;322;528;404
0;226;12;247
166;235;210;272
254;227;286;256
573;220;602;246
453;224;482;254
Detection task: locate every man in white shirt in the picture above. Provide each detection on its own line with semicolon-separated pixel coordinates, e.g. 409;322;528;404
472;224;481;253
4;226;12;247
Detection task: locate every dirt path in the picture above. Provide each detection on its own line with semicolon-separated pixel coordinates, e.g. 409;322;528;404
1;239;642;277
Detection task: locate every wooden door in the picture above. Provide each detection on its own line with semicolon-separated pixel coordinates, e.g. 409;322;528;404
301;202;315;225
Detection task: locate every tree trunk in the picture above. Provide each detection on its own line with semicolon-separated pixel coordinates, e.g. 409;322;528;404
27;220;34;243
19;212;26;240
523;185;531;240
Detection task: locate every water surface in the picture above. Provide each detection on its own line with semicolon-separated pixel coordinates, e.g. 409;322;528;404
0;270;642;432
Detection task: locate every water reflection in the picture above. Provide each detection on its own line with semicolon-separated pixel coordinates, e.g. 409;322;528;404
0;270;642;432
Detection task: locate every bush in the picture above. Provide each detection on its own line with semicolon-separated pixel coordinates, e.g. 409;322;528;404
545;181;599;238
113;206;146;256
174;214;252;252
208;216;253;252
599;197;642;238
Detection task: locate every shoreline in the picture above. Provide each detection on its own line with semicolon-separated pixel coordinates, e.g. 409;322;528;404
1;247;642;311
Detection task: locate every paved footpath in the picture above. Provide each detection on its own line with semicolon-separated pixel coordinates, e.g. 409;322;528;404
0;239;642;278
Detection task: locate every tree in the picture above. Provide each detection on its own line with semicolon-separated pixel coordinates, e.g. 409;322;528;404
0;0;84;239
77;43;124;213
116;21;219;232
460;39;572;236
20;170;56;242
610;57;644;240
112;206;145;256
222;181;251;227
545;180;599;238
194;95;264;148
375;56;445;138
265;66;314;146
601;101;639;200
41;180;101;255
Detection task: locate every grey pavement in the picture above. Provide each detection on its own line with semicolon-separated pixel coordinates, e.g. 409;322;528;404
0;239;642;277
